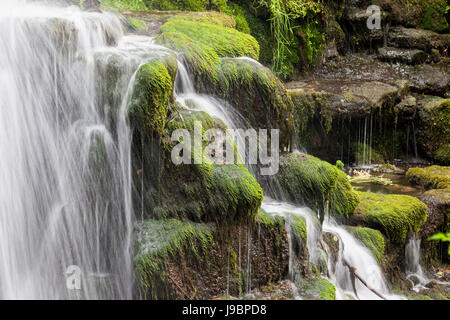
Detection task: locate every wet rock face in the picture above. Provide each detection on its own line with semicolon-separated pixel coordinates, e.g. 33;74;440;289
416;97;450;163
377;47;427;65
135;220;289;300
419;189;449;238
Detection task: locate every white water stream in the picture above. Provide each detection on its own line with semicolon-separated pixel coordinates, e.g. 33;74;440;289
0;1;172;299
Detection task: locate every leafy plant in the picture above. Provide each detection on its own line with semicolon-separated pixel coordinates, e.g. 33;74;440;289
102;0;147;11
428;232;450;255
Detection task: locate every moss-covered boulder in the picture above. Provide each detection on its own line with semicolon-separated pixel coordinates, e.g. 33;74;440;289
295;276;336;300
155;15;293;149
406;165;450;190
215;57;294;149
142;109;263;224
128;59;177;139
351;191;428;242
347;226;386;263
276;153;359;219
134;214;289;299
155;15;259;88
416;97;450;164
134;218;214;299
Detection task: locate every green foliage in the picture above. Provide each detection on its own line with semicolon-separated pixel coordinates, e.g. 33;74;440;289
277;153;359;218
143;0;226;11
256;0;325;78
347;226;385;263
224;2;251;34
406;165;450;189
297;21;324;66
134;218;213;299
335;160;344;170
102;0;147;11
354;192;428;242
421;1;449;33
428;232;450;255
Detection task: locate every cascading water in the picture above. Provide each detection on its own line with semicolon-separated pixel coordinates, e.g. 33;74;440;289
173;55;405;299
323;218;402;300
405;235;428;291
0;1;172;299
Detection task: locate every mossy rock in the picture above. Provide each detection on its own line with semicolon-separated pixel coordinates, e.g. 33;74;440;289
296;276;336;300
143;0;226;11
126;17;147;31
128;58;177;139
406;165;450;189
276;153;359;219
134;218;214;299
166;12;236;28
214;57;294;150
346;226;386;263
416;97;450;164
147;109;264;224
155;16;259;88
352;191;428;242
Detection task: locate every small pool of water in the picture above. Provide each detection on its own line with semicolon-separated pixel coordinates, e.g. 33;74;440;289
350;173;424;198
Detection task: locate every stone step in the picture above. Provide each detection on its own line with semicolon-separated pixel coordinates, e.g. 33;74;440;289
387;26;450;52
377;47;427;65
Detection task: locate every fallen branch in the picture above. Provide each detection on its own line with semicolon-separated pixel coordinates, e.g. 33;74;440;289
342;257;387;300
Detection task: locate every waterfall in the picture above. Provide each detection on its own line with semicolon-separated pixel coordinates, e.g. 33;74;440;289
0;1;172;299
173;55;405;299
405;236;428;291
323;219;401;300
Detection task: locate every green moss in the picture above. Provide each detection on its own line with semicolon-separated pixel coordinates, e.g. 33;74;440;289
127;17;147;31
240;8;273;66
297;21;325;67
277;153;359;219
418;98;450;163
435;144;450;165
144;0;207;11
168;12;236;28
213;58;293;150
407;165;450;189
158;18;259;59
291;215;307;241
353;191;428;242
296;276;336;300
156;109;264;224
224;2;250;34
347;226;386;263
134;218;214;299
155;16;259;89
128;60;176;138
421;1;449;33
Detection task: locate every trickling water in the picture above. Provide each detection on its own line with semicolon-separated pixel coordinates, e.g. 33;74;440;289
405;236;428;291
0;1;171;299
